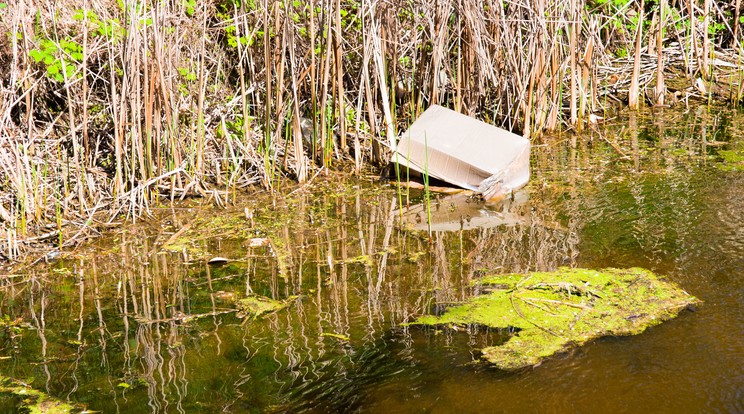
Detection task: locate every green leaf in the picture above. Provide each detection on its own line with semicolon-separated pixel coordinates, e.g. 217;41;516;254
43;55;54;65
29;49;44;63
47;65;59;75
117;382;131;389
0;3;7;10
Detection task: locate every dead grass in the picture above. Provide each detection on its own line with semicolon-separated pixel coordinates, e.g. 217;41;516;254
0;0;741;259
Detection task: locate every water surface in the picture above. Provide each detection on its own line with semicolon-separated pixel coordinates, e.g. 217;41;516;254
1;107;743;413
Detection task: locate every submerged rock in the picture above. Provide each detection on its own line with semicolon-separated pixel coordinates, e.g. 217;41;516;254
410;267;699;371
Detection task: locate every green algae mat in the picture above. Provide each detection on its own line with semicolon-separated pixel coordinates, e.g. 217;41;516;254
0;376;82;413
411;268;699;371
237;294;295;319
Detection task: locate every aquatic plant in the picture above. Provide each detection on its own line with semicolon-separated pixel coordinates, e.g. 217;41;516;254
237;295;294;319
0;376;83;413
410;267;700;371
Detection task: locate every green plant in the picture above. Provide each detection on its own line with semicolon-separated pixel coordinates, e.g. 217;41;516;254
183;0;197;16
0;315;24;337
178;67;197;81
216;0;259;48
72;9;125;40
423;132;432;237
29;38;82;82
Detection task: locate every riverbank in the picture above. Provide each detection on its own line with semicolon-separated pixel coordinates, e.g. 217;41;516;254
0;0;742;261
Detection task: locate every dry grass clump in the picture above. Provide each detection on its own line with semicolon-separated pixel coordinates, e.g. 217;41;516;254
0;0;741;259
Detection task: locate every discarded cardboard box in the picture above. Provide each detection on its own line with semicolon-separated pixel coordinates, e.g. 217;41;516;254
391;105;530;200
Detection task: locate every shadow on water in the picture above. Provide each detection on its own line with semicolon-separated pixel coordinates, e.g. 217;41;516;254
1;106;743;413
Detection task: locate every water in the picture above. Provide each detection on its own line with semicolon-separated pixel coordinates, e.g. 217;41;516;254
1;107;743;413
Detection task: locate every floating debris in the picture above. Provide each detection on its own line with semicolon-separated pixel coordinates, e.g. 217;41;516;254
246;237;270;247
390;105;530;200
207;256;231;265
213;290;238;301
409;267;699;371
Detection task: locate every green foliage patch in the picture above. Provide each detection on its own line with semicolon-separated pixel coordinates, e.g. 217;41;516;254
237;295;294;318
0;376;83;413
717;144;744;171
29;38;82;83
410;267;699;371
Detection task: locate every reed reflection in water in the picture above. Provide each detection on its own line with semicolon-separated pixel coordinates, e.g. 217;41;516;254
0;173;580;412
1;106;742;412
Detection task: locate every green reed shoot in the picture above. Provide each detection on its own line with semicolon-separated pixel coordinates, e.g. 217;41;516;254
394;145;403;219
423;132;432;237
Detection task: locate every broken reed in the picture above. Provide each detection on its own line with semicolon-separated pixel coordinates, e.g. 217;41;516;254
0;0;742;258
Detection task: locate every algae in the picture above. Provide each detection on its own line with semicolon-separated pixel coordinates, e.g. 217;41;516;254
161;213;251;259
717;144;744;171
0;376;82;413
237;295;295;319
410;267;699;371
321;332;351;341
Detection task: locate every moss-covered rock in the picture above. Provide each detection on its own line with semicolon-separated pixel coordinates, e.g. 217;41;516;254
410;267;699;371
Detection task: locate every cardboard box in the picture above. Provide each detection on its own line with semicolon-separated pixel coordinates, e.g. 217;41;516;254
391;105;530;200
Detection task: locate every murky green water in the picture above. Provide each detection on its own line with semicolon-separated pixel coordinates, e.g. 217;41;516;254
2;107;743;413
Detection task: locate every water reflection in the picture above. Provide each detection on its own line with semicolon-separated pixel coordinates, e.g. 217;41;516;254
0;106;742;413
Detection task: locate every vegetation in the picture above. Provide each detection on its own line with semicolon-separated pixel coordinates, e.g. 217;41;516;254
0;0;742;258
410;267;700;370
237;294;294;318
0;375;83;413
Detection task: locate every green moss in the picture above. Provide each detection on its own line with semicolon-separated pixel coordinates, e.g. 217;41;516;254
0;376;82;413
161;212;251;259
410;268;699;371
237;295;295;319
717;146;744;171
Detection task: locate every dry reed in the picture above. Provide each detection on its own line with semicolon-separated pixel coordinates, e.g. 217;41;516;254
0;0;741;258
